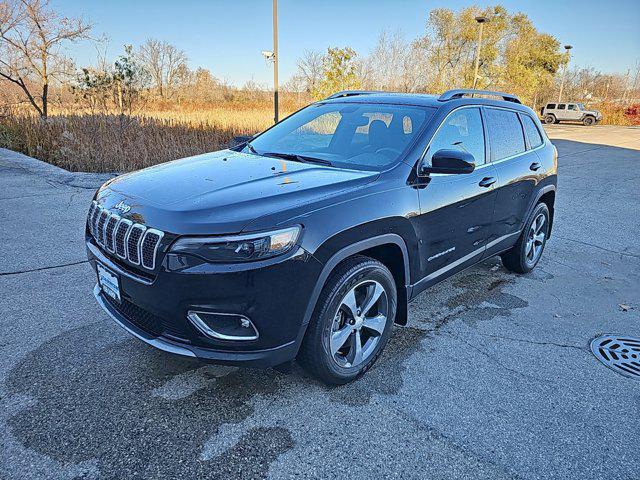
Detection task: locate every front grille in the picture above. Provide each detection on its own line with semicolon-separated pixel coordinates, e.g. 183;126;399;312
87;201;165;271
104;295;190;341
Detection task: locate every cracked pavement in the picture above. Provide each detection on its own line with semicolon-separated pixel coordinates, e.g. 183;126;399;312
1;125;639;479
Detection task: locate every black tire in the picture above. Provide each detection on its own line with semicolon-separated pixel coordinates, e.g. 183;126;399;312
501;203;550;274
298;255;397;385
583;116;595;126
544;114;556;125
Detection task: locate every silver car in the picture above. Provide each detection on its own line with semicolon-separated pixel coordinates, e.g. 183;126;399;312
541;102;602;126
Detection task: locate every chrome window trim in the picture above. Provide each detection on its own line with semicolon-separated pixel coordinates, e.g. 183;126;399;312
115;218;133;260
140;228;165;270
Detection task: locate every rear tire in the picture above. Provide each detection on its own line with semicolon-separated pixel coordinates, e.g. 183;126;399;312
544;114;556;125
583;116;595;126
501;203;550;274
298;255;397;385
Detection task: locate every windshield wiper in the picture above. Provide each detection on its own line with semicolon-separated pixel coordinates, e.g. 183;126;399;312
262;151;332;166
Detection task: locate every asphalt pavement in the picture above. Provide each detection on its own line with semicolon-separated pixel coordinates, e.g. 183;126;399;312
1;124;639;479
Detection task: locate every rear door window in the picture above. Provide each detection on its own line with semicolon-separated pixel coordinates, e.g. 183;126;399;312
484;108;526;161
520;114;544;149
557;104;566;110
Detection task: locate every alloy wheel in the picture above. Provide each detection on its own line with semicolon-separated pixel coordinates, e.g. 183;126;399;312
329;280;389;368
525;212;547;266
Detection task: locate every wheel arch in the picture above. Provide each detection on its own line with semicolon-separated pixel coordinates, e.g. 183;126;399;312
301;233;411;339
529;185;556;238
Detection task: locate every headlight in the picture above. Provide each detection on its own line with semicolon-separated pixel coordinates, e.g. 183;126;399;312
169;226;301;263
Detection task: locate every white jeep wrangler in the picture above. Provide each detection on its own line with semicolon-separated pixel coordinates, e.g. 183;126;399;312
541;102;602;126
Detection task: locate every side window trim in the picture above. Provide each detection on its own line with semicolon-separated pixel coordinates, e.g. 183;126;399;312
516;113;528;151
480;106;491;164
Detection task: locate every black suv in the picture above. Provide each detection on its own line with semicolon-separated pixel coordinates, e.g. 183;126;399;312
86;89;557;384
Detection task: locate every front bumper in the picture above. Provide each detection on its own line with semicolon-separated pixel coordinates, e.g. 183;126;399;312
88;239;323;368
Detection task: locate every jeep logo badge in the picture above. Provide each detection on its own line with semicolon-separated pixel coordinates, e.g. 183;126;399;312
114;200;132;214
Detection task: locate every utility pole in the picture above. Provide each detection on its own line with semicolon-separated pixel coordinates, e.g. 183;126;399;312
472;16;488;90
558;44;572;102
273;0;279;123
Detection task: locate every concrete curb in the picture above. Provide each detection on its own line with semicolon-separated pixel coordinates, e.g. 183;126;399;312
0;147;117;189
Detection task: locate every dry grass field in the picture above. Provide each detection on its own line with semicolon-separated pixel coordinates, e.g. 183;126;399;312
0;105;288;173
0;99;635;173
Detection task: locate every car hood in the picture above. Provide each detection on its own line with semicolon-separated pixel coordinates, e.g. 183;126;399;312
97;150;378;234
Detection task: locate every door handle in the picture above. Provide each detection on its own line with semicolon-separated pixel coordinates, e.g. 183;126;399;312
530;162;542;171
478;177;496;188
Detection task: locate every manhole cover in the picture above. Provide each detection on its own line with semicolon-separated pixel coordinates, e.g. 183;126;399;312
591;335;640;380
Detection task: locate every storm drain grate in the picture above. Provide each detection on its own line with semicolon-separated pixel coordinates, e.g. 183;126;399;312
591;334;640;380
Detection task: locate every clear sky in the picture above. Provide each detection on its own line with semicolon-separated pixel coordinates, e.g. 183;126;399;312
54;0;640;86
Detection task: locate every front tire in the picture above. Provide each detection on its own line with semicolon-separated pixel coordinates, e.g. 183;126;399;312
583;116;595;126
298;255;397;385
501;203;550;274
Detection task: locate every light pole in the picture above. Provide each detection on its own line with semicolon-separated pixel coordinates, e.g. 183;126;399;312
472;16;488;90
272;0;279;123
558;44;572;102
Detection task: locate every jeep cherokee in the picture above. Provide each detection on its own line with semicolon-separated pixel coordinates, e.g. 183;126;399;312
86;89;557;384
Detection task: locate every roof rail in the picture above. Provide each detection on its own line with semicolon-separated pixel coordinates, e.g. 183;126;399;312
438;89;521;104
326;90;383;99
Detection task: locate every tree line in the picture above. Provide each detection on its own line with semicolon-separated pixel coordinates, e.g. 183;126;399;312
1;0;638;119
289;6;639;110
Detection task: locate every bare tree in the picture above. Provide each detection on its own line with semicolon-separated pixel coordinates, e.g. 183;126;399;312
363;30;430;92
0;0;91;117
292;49;323;93
137;38;189;98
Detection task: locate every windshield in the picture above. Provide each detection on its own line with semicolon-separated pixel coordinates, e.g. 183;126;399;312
577;103;586;110
243;102;436;171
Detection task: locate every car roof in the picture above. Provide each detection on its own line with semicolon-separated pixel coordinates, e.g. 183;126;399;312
319;91;534;115
320;92;442;108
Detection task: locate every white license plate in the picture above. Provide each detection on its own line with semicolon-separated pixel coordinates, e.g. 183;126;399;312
97;263;121;302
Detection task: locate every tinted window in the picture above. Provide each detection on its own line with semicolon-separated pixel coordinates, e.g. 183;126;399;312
484;108;526;161
246;103;435;171
557;104;566;110
520;114;544;149
568;104;577;111
546;103;556;109
425;107;485;166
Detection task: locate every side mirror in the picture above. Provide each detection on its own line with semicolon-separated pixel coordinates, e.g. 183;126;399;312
419;149;476;175
228;135;255;149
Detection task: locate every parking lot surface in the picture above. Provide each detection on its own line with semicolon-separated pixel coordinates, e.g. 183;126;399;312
1;125;639;479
